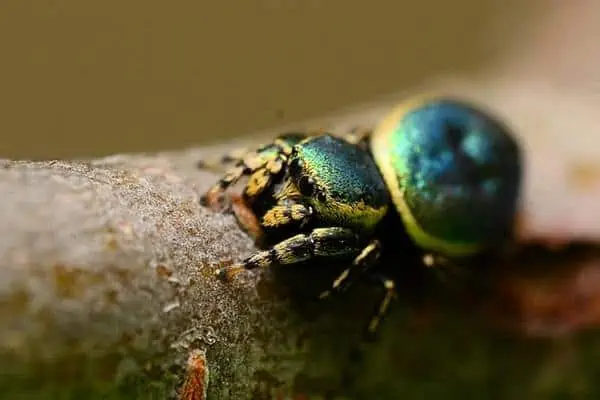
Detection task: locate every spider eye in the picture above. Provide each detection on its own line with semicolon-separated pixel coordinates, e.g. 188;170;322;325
315;191;327;203
297;175;316;196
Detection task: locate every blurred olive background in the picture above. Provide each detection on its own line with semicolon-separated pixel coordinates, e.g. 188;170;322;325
0;1;538;159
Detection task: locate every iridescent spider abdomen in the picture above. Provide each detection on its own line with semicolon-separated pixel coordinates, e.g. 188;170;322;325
371;97;522;257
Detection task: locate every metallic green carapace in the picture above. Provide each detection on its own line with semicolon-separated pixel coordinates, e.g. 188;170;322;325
371;97;522;256
290;135;390;234
200;95;523;336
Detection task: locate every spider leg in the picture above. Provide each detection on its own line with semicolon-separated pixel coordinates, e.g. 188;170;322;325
319;239;382;299
243;157;286;199
365;274;397;337
261;202;313;229
200;134;301;209
215;227;362;281
343;127;372;150
196;147;250;171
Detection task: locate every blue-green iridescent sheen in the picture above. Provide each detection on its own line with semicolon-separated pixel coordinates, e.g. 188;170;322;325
387;100;522;246
298;135;390;208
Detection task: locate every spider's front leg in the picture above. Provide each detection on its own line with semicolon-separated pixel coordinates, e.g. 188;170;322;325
215;227;364;281
200;133;305;210
215;224;395;336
